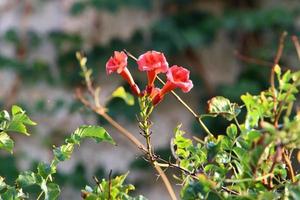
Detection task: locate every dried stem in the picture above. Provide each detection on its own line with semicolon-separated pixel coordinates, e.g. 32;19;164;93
292;35;300;61
75;89;177;200
272;31;287;128
282;148;296;183
235;51;289;69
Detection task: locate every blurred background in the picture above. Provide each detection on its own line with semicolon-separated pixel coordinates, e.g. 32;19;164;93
0;0;300;199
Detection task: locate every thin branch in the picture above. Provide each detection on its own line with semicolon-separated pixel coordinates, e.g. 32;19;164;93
235;51;290;70
124;50;214;137
235;51;275;68
282;148;296;183
221;186;240;195
292;35;300;61
75;88;146;152
274;32;288;65
75;88;177;200
271;32;288;128
93;176;102;192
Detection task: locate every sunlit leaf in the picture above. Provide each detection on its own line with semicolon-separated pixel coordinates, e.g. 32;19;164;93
207;96;240;121
0;132;14;153
112;86;135;106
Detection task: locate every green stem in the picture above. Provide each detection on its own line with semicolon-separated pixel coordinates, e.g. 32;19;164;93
197;116;214;138
124;49;213;138
233;116;242;131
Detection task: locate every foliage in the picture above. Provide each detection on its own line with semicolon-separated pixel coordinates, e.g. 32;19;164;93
0;105;36;153
173;64;300;199
81;172;147;200
0;106;145;199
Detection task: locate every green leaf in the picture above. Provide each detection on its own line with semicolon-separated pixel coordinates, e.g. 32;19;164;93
1;187;19;199
16;171;37;188
54;125;115;162
11;105;36;125
233;147;247;161
207;96;240;121
38;162;56;179
226;124;237;139
0;176;7;191
112;86;135;106
274;64;281;77
246;130;261;143
289;185;300;199
75;125;115;145
53;143;74;162
41;180;60;200
7;105;36;135
0;132;14;153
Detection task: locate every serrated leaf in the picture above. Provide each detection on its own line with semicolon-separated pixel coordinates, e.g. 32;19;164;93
75;125;115;145
207;96;240;121
16;171;37;188
0;132;14;153
41;180;60;200
53;143;74;162
7;122;29;135
7;105;36;135
46;183;60;200
11;105;36;125
112;87;135;106
226;124;237;139
54;126;114;163
38;162;56;179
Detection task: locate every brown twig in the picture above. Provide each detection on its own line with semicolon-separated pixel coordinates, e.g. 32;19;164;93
235;51;291;70
272;32;288;128
274;32;287;65
235;51;277;68
75;88;177;200
292;35;300;61
75;88;146;152
75;52;178;199
282;148;296;183
269;33;296;184
93;176;102;192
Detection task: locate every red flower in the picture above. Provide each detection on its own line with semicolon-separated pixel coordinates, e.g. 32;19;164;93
106;51;128;75
137;51;169;86
152;65;193;105
164;65;193;93
106;51;140;95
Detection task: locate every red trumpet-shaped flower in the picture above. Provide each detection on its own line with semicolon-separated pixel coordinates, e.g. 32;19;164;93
152;65;193;105
106;51;140;95
106;51;128;75
137;51;169;86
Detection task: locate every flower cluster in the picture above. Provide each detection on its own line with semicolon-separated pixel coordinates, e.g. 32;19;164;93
106;50;193;105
